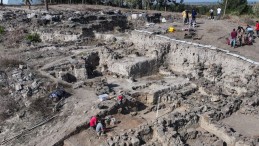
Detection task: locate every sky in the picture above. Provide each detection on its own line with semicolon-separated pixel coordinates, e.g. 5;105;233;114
184;0;257;2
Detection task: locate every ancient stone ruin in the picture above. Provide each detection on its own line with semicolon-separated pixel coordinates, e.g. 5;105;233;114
0;6;259;146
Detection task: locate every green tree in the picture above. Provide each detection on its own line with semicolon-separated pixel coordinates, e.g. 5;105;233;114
221;0;249;15
125;0;139;11
252;3;259;16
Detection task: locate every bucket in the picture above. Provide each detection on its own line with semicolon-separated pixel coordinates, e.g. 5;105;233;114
98;94;109;101
168;27;175;32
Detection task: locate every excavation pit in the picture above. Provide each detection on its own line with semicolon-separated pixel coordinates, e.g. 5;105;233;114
1;6;259;146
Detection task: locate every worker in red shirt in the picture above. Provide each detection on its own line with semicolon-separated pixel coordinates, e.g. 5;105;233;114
89;115;99;130
230;29;237;48
118;95;123;105
256;21;259;38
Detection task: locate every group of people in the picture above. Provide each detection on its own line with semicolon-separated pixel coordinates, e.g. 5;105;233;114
182;7;222;25
182;9;197;25
89;93;125;137
209;7;222;20
228;21;259;48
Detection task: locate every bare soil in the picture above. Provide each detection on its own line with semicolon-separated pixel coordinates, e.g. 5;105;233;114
145;18;259;61
64;113;146;146
223;114;259;137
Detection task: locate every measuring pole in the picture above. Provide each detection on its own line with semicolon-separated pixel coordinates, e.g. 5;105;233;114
156;96;160;118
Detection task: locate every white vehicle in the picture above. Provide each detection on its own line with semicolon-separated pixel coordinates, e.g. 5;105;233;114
100;0;183;7
150;0;184;6
100;0;112;4
100;0;127;6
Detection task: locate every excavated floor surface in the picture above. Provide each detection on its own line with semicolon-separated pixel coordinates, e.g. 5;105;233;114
222;114;259;137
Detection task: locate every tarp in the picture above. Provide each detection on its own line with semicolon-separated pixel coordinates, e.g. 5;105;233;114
3;0;42;5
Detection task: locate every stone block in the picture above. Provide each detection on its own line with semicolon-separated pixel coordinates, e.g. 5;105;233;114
15;83;23;91
131;137;140;146
108;57;158;78
74;68;88;80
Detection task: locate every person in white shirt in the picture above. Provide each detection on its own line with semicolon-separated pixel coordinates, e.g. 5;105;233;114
217;7;222;19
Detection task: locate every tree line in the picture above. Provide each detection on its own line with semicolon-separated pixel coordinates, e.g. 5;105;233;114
0;0;258;17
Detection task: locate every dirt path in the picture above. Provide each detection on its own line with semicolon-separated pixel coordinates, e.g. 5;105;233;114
22;88;102;146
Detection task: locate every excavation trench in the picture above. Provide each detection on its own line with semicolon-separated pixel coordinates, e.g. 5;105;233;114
3;26;259;146
1;6;259;146
58;31;259;146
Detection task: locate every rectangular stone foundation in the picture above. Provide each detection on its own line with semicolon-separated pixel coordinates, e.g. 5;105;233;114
108;56;158;78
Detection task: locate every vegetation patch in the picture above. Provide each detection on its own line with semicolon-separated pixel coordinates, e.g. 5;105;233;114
4;28;27;48
26;33;41;43
0;96;19;122
28;97;54;118
0;26;5;35
252;4;259;17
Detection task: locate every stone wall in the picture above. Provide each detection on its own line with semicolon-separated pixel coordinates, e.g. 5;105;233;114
37;13;128;43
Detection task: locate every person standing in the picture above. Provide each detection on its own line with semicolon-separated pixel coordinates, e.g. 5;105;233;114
25;0;31;9
237;26;245;46
182;10;186;24
230;29;237;48
217;7;221;20
255;21;259;38
191;9;197;24
185;10;189;24
209;9;214;20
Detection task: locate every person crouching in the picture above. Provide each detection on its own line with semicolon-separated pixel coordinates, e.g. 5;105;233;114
96;120;105;136
89;115;99;130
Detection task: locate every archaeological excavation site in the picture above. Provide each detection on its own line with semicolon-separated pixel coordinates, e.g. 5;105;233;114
1;4;259;146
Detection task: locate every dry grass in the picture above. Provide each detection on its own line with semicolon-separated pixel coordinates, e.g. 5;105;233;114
0;56;24;69
3;27;27;48
0;95;18;122
222;14;231;20
242;16;256;26
0;88;9;96
28;97;54;118
207;27;221;33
